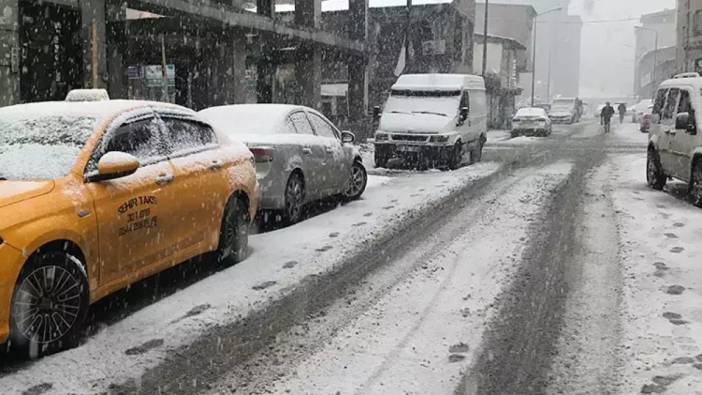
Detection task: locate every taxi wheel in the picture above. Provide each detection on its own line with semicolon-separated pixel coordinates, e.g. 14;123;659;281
344;161;367;201
218;197;250;264
9;251;88;358
284;172;305;224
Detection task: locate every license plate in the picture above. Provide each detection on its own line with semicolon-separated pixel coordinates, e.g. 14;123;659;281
397;145;421;152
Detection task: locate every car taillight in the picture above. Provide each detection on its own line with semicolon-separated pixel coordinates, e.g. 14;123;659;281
249;147;274;162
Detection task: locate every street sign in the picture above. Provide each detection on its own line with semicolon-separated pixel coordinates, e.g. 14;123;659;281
144;64;175;87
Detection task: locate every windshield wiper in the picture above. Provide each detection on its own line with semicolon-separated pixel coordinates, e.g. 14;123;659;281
390;110;411;114
412;111;448;117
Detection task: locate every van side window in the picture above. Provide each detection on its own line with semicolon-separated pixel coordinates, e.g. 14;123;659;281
460;91;470;112
653;89;667;119
663;88;680;120
678;90;693;114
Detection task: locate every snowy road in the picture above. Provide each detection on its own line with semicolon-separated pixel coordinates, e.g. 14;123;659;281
5;120;702;395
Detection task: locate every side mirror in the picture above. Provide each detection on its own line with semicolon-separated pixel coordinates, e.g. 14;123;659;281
460;106;469;120
676;112;696;134
341;131;356;144
372;106;381;121
91;152;140;182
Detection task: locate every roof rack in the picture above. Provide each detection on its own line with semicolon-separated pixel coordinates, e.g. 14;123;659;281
673;72;701;79
65;89;110;102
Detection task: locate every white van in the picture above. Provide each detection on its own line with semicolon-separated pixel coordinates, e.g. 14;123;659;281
373;74;488;169
647;72;702;206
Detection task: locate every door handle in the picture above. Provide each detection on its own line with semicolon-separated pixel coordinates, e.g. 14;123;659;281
209;160;222;170
155;174;174;186
302;147;312;155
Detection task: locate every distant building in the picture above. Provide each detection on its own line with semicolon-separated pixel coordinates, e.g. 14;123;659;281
473;33;526;128
537;10;582;100
677;0;702;74
634;9;676;99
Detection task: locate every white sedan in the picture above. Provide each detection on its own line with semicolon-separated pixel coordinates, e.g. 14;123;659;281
511;107;552;137
199;104;367;224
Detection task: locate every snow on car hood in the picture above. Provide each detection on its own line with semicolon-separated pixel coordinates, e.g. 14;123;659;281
379;112;453;134
0;180;54;209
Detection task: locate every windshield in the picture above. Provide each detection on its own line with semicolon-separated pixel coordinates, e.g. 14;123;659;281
0;112;97;180
383;92;460;117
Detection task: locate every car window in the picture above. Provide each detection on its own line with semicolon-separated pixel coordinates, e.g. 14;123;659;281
285;117;299;134
161;117;218;156
677;90;693;115
87;117;164;173
652;88;667;118
662;88;680;120
307;112;339;139
290;111;314;135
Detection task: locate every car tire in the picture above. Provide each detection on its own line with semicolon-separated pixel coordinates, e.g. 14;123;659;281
448;142;462;170
217;196;250;264
344;160;367;200
283;172;305;224
469;137;484;165
9;250;89;358
646;149;667;191
689;160;702;207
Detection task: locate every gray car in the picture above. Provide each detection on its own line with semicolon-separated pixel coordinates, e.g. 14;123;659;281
199;104;367;224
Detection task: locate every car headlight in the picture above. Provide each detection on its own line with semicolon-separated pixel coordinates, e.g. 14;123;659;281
430;135;450;143
375;132;389;141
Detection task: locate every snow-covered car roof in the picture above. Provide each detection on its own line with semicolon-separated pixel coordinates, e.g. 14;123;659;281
199;104;307;134
515;107;547;118
392;74;485;92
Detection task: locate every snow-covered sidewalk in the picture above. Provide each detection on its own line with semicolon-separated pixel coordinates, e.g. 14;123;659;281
0;163;501;394
607;154;702;393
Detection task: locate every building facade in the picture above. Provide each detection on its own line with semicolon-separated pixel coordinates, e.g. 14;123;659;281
677;0;702;73
473;33;525;128
634;9;676;98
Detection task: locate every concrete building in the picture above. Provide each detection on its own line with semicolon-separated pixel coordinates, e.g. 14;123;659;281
474;3;536;75
677;0;702;74
634;9;676;98
537;9;581;101
473;33;525;128
0;0;370;127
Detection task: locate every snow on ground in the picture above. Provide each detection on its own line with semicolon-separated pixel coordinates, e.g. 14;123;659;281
608;121;649;146
237;161;575;395
607;154;702;394
0;162;501;394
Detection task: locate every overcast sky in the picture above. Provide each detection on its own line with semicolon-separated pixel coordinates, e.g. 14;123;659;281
570;0;676;98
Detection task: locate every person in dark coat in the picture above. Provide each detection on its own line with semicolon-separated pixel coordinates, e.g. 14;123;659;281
617;103;627;123
601;102;615;132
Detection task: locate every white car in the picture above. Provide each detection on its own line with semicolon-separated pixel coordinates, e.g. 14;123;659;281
647;73;702;206
511;107;552;137
199;104;367;224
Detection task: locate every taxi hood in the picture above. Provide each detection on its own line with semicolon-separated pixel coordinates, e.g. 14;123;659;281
379;112;454;134
0;180;55;209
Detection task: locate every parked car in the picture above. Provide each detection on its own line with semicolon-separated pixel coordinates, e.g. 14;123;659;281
511;107;552;137
0;99;257;356
549;97;579;124
199;104;367;224
633;99;653;123
639;103;654;133
647;72;702;206
373;74;487;170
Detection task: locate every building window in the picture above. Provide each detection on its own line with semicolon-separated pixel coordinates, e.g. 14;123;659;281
694;10;702;36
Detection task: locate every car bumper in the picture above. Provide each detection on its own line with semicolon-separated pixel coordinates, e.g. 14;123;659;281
512;128;548;136
550;117;572;124
255;167;289;211
0;242;24;344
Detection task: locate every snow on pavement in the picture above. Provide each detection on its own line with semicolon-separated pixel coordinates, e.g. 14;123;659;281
0;162;501;394
607;154;702;394
236;161;575;395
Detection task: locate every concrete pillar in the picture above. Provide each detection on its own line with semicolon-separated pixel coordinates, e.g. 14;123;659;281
294;0;321;29
221;32;247;104
106;0;126;98
80;0;107;89
296;45;321;109
347;0;368;124
0;0;19;106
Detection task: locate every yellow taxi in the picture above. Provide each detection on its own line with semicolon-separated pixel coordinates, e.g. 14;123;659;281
0;99;257;356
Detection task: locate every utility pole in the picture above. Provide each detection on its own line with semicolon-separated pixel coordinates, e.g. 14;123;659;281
482;0;488;76
406;0;412;68
161;34;168;102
